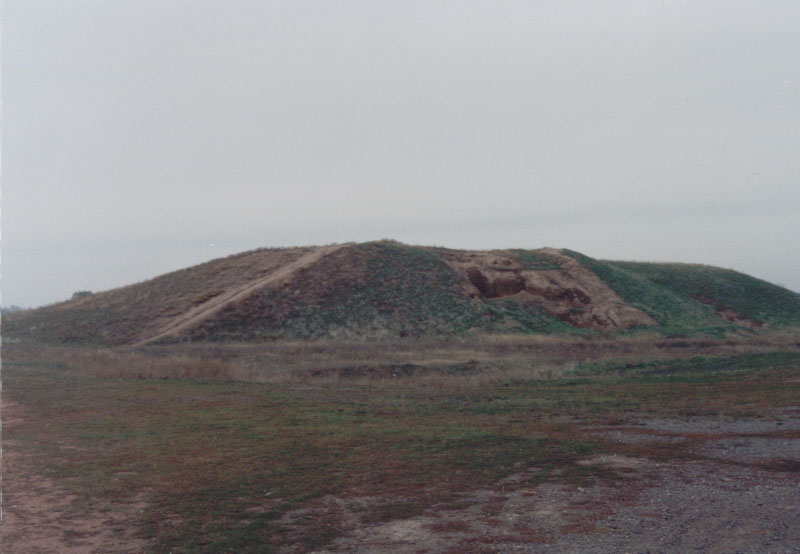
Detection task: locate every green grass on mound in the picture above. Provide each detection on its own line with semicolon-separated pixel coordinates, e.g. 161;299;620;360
302;242;485;337
613;262;800;327
560;250;800;335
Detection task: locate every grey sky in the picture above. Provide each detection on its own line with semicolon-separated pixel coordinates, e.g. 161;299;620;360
3;0;799;308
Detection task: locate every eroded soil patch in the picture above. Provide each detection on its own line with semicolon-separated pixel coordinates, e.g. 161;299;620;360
444;248;657;330
1;400;151;553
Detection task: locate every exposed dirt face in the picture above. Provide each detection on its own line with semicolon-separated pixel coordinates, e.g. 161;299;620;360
446;248;657;330
691;294;769;330
716;307;770;329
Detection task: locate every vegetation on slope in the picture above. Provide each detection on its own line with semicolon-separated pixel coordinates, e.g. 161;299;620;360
188;242;581;341
614;262;800;327
1;247;312;345
189;242;482;340
4;241;799;345
561;250;763;335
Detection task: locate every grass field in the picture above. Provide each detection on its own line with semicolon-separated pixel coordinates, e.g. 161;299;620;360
3;333;800;552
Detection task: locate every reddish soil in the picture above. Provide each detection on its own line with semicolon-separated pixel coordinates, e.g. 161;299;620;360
1;401;150;554
4;403;799;553
310;411;800;554
691;294;769;330
445;248;657;330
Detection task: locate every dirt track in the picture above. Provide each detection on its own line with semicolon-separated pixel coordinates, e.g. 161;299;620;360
134;244;346;346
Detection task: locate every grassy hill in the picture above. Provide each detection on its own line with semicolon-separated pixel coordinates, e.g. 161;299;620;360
563;251;800;334
4;241;799;345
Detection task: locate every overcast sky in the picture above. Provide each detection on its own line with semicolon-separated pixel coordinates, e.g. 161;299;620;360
3;0;799;308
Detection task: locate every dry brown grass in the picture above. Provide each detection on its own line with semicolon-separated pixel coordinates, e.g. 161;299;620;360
1;246;315;345
19;327;798;386
22;346;239;381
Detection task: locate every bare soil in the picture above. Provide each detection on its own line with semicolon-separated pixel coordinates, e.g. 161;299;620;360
1;401;151;554
444;248;657;330
310;412;800;554
6;405;799;553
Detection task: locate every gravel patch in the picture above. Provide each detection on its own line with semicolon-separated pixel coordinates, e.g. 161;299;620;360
315;411;800;554
633;416;800;434
700;437;800;463
593;428;686;444
512;461;800;554
313;457;800;554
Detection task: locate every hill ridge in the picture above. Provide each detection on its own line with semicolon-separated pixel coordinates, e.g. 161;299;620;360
4;241;799;345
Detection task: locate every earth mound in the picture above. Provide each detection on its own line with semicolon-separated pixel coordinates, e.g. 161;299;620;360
4;241;799;345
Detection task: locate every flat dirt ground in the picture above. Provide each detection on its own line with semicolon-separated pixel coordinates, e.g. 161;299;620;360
4;407;799;553
2;400;150;554
2;342;800;553
318;412;800;554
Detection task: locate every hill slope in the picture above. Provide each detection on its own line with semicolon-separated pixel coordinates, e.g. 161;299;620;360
4;241;799;345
